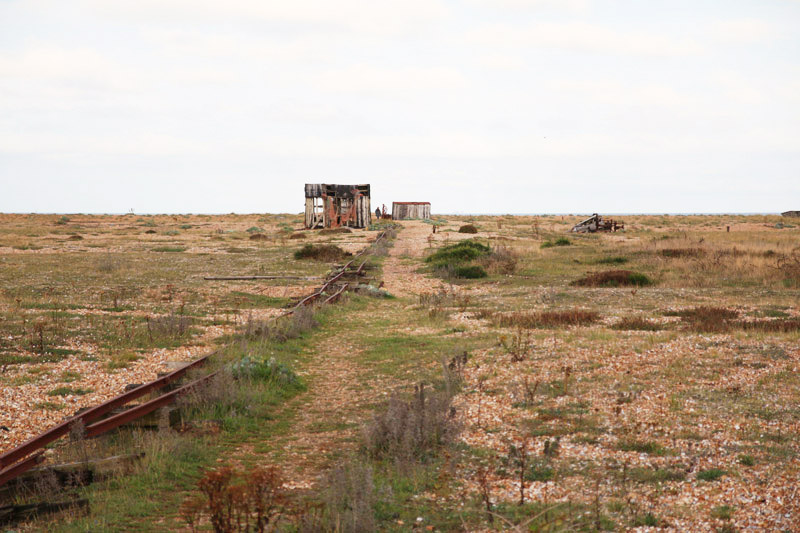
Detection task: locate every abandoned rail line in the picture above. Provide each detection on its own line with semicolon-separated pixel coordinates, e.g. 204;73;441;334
0;228;393;525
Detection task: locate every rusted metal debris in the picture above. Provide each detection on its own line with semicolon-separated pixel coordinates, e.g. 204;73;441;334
571;213;624;233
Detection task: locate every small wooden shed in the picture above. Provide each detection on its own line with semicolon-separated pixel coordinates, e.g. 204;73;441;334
304;184;371;229
392;202;431;220
782;211;800;218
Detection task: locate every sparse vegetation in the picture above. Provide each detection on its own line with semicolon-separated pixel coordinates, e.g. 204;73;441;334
293;243;351;261
572;270;653;287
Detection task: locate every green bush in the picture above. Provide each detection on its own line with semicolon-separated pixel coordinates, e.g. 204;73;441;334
453;265;487;279
457;224;478;234
425;240;491;267
245;226;264;233
293;244;350;262
697;468;726;481
231;356;303;389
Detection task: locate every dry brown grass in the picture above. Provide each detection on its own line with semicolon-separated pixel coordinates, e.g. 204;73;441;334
572;270;653;287
493;309;600;328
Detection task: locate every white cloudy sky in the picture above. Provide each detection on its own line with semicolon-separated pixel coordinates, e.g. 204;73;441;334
1;0;798;214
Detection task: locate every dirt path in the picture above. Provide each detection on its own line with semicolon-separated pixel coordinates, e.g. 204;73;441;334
237;223;445;489
381;221;446;298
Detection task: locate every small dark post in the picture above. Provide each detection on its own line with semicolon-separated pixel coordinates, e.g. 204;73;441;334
433;225;437;234
727;226;730;232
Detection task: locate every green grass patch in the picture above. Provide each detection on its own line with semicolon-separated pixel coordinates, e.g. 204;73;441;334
47;386;93;397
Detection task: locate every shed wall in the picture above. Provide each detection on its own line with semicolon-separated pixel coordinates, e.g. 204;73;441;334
392;203;431;220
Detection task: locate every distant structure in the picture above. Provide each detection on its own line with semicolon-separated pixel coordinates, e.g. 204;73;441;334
782;211;800;218
304;184;371;229
571;213;624;233
392;202;431;220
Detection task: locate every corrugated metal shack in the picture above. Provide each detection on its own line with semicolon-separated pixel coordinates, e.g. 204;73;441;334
392;202;431;220
304;184;371;229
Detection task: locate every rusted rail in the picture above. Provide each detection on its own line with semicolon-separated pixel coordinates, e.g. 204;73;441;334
85;371;221;438
0;355;211;470
0;452;44;487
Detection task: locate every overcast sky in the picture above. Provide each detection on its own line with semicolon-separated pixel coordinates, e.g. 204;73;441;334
1;1;798;214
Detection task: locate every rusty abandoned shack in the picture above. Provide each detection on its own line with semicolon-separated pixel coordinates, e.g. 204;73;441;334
782;211;800;218
392;202;431;220
304;184;371;229
571;213;624;233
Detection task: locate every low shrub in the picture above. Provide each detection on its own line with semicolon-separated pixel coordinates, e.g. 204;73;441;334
494;309;599;329
363;383;457;465
294;244;351;262
241;306;318;343
67;235;83;241
231;356;303;388
596;256;628;265
453;265;487;279
319;227;352;235
245;226;264;233
572;270;653;287
458;224;478;234
670;306;737;333
144;229;157;234
151;246;186;253
733;318;800;333
288;233;306;239
659;248;705;258
479;245;519;275
541;237;571;248
697;468;726;481
249;233;269;241
617;439;670;456
425;240;491;268
612;317;662;331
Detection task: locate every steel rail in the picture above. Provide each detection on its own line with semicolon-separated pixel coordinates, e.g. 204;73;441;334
85;370;221;438
0;354;211;470
0;452;44;487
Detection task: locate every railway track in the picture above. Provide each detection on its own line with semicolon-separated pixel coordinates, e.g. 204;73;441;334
0;229;391;501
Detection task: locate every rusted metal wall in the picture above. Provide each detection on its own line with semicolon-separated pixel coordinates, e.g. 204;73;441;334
304;184;371;229
392;202;430;220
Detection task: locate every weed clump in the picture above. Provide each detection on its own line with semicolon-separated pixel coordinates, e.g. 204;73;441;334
181;465;287;533
458;224;478;234
479;245;519;275
425;239;492;279
288;232;306;239
294;243;351;262
596;256;628;265
697;468;726;481
454;265;487;279
249;233;269;241
572;270;653;287
363;383;457;465
612;317;662;331
426;240;491;267
494;309;599;329
541;237;571;248
319;227;352;235
231;356;303;389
